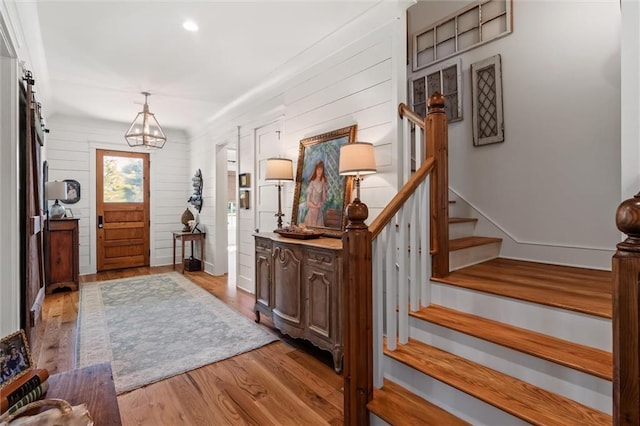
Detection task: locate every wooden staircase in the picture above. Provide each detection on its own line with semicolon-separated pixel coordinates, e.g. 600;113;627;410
367;213;613;425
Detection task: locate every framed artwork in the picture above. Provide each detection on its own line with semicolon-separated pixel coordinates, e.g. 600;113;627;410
61;179;81;204
471;54;504;146
239;173;250;188
0;330;33;389
291;125;356;238
239;190;250;210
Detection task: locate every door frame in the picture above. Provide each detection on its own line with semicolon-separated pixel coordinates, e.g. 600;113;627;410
95;148;150;271
0;16;20;335
89;144;153;274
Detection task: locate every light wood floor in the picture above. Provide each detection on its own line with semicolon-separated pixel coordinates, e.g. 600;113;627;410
31;266;344;425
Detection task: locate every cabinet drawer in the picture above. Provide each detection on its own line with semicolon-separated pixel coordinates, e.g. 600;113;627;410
305;248;337;270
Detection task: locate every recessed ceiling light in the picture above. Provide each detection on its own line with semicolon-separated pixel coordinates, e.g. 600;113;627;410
183;20;199;32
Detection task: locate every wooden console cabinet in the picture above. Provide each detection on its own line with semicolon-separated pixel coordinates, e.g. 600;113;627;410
254;233;343;372
45;218;79;293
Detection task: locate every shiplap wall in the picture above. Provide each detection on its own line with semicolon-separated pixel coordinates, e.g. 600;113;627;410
190;14;403;293
45;114;189;274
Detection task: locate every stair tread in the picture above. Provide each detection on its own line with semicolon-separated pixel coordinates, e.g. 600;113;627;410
411;304;612;380
368;379;470;425
449;236;502;251
432;257;612;318
449;217;478;224
384;338;611;426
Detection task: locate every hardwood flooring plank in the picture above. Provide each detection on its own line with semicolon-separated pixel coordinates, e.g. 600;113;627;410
248;357;332;425
247;348;343;422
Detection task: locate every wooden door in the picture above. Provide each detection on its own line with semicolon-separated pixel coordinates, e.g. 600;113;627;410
96;149;150;271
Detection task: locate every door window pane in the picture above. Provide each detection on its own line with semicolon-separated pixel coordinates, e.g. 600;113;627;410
103;156;144;202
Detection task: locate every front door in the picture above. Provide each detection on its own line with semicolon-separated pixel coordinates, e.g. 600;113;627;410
96;149;150;271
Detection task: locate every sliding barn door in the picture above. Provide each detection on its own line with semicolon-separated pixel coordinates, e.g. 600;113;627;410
96;149;150;271
19;80;46;346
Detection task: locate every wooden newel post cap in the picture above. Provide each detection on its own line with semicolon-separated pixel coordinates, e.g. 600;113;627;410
345;200;368;229
427;92;446;110
616;192;640;252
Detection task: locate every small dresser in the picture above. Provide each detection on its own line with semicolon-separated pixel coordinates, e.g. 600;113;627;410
45;218;79;293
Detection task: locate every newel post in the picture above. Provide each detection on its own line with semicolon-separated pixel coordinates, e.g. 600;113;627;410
342;198;373;425
613;192;640;425
426;93;449;278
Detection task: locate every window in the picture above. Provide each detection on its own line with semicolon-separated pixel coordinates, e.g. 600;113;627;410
413;0;512;71
102;156;144;202
412;59;462;123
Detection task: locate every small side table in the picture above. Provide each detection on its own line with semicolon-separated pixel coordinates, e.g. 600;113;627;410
172;231;206;273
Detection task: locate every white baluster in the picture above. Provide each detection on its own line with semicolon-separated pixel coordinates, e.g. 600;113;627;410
385;223;397;351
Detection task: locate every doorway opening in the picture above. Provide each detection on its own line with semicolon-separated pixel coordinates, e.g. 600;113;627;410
227;147;237;286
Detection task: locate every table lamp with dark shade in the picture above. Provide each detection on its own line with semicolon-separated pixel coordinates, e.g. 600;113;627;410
45;180;68;219
265;158;294;229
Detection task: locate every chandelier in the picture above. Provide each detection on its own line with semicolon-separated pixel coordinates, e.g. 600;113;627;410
124;92;167;149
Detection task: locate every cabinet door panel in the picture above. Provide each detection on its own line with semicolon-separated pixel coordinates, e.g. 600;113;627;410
272;246;303;326
307;271;331;338
256;251;271;309
50;230;74;283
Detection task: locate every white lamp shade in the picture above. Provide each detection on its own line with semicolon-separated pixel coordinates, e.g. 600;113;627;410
265;158;294;181
339;142;377;175
45;181;68;200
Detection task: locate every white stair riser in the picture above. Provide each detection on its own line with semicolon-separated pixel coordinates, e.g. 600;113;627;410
409;317;612;414
427;281;612;351
449;221;477;240
370;414;391;426
450;241;501;270
383;356;529;426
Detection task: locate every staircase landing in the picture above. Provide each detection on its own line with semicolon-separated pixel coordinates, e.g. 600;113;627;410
432;258;612;318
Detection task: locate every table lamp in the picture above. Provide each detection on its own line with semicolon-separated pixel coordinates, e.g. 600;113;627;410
45;181;68;219
265;158;294;229
339;142;377;202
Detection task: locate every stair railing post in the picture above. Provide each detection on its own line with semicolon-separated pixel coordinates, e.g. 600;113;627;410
426;92;449;278
613;191;640;425
342;197;373;426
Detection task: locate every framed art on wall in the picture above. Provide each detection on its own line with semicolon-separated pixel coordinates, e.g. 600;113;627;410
239;173;250;188
291;125;356;237
239;190;250;209
61;179;81;204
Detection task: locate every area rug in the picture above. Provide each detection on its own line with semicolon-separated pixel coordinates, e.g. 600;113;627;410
76;272;278;394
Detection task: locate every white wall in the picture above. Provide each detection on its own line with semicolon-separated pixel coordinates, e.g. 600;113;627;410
409;0;621;268
45;114;189;274
189;2;406;293
621;0;640;200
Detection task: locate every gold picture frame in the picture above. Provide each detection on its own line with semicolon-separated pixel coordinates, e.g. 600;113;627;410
0;330;33;389
291;125;356;238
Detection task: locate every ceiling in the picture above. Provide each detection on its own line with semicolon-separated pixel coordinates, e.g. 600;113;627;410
32;1;379;132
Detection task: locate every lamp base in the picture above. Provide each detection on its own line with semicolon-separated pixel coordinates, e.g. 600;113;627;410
50;201;66;219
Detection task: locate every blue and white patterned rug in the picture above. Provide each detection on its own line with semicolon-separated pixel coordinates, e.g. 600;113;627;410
76;272;278;394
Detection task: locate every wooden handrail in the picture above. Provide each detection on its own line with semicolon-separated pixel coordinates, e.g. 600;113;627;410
613;191;640;425
369;157;435;239
398;103;425;130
